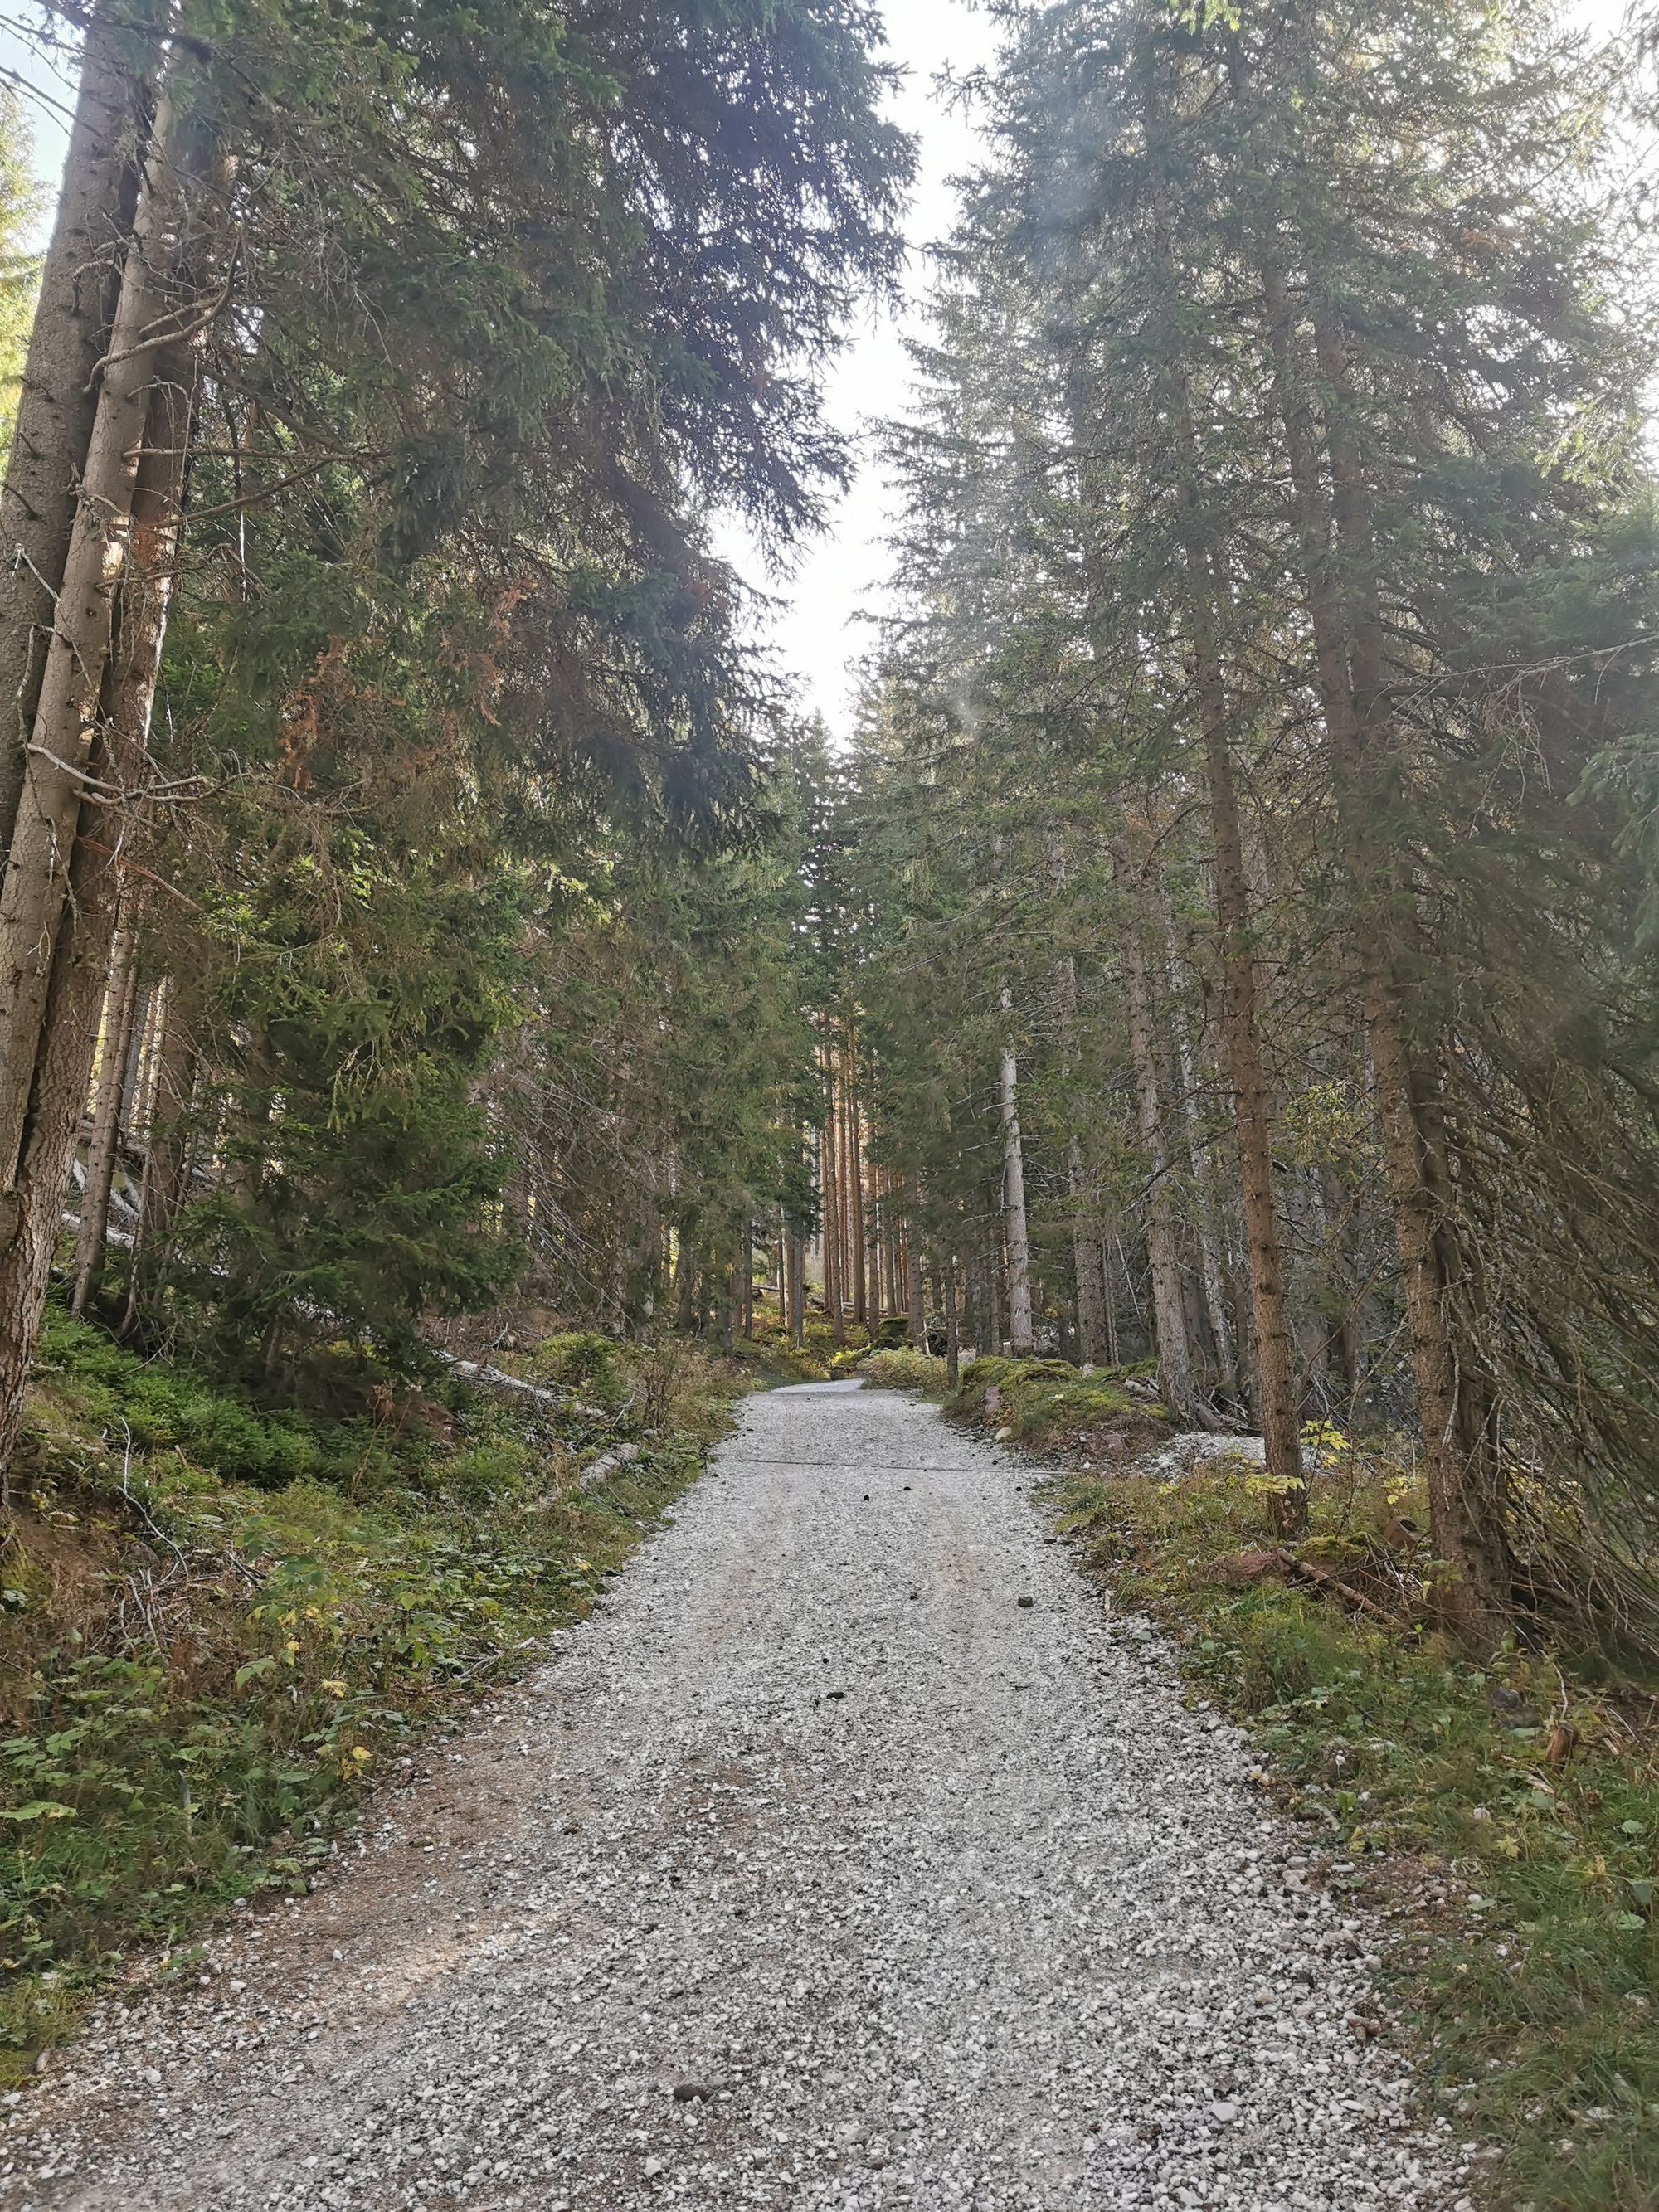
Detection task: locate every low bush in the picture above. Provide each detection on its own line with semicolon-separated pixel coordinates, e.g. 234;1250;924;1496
945;1354;1158;1447
859;1349;949;1393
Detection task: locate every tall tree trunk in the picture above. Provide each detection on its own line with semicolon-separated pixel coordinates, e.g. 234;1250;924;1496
0;0;155;850
1185;600;1303;1524
122;975;161;1149
1258;250;1506;1619
0;107;222;1478
1116;834;1199;1422
1158;369;1301;1517
846;1039;868;1326
0;811;133;1489
982;1205;1004;1353
1067;1132;1109;1364
0;88;192;1191
905;1174;927;1346
997;988;1034;1354
70;907;140;1314
879;1174;898;1321
820;1056;844;1344
1053;932;1110;1364
121;973;196;1335
786;1224;805;1350
943;1247;960;1387
1111;46;1301;1515
1164;926;1239;1396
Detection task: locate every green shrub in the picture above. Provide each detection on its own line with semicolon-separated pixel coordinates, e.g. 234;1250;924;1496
34;1310;350;1491
860;1348;949;1393
527;1330;627;1405
945;1354;1151;1441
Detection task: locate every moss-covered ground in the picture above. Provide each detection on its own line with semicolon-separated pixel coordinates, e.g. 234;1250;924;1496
0;1310;742;2084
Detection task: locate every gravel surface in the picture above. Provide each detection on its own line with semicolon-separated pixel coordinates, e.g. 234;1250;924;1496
1;1382;1470;2211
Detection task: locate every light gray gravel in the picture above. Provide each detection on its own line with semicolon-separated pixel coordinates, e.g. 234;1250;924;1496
0;1382;1471;2210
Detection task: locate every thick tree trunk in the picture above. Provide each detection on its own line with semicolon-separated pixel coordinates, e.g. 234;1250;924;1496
1122;51;1299;1512
943;1246;960;1387
878;1175;898;1321
69;909;139;1314
0;111;221;1475
0;90;192;1192
0;0;154;851
997;989;1034;1355
1187;617;1303;1524
0;824;130;1486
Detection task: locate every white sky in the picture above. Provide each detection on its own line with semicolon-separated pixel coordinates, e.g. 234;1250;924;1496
714;0;1005;741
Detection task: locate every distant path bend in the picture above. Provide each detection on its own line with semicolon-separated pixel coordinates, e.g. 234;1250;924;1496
2;1383;1467;2210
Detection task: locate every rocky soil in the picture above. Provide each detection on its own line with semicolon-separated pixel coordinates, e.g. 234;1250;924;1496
0;1382;1472;2210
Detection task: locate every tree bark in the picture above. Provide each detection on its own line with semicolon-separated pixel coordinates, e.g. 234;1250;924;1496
1164;926;1239;1396
0;89;196;1194
0;103;224;1476
997;988;1034;1355
1053;936;1110;1364
878;1174;898;1321
69;906;140;1314
820;1053;844;1344
1185;586;1304;1524
905;1174;926;1347
982;1206;1003;1353
1117;839;1199;1422
1067;1132;1110;1363
120;971;197;1334
0;0;155;851
845;1038;867;1326
786;1223;805;1349
0;80;227;1272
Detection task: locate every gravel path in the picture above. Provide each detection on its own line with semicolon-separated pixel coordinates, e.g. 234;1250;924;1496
2;1383;1469;2211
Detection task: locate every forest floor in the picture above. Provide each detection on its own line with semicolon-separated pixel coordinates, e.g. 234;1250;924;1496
2;1382;1470;2211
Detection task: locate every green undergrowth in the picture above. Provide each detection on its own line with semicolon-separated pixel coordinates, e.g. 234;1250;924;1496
945;1354;1165;1448
858;1347;949;1393
732;1296;873;1384
1046;1446;1659;2212
0;1310;741;2085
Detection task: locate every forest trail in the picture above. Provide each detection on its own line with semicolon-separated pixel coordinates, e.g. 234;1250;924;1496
4;1387;1467;2212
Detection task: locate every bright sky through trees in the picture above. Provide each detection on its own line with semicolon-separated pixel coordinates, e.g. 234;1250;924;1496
714;0;1003;737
